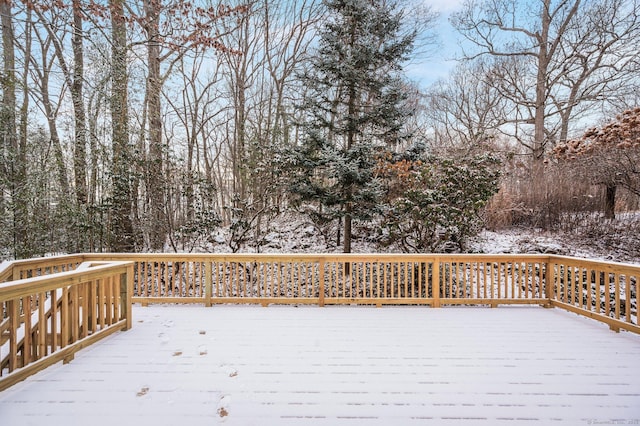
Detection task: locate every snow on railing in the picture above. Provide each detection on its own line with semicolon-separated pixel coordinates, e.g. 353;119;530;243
0;255;84;284
1;253;637;392
0;260;134;391
81;252;639;334
82;253;552;308
548;255;639;333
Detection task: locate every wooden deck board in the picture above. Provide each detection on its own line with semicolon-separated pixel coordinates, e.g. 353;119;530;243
1;305;639;425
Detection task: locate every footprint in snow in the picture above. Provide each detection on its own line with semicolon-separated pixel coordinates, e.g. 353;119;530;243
217;395;231;422
220;365;238;377
158;332;170;344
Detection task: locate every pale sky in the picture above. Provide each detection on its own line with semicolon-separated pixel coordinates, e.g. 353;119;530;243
407;0;466;88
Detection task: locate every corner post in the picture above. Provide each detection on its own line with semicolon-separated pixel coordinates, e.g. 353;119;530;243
432;258;440;308
544;257;554;308
120;263;133;330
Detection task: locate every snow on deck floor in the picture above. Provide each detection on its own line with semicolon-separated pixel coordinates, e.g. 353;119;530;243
1;306;639;426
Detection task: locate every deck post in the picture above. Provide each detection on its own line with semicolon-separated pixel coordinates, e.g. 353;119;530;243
205;262;213;307
432;258;440;308
318;259;325;307
544;258;553;308
120;264;134;330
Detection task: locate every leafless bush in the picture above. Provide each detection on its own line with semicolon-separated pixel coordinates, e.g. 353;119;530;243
492;159;603;230
484;187;523;230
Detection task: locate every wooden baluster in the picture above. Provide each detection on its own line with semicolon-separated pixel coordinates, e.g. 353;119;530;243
625;274;631;323
22;296;32;366
8;300;19;372
205;262;212;307
38;292;47;359
614;273;621;320
318;260;325;307
60;288;69;349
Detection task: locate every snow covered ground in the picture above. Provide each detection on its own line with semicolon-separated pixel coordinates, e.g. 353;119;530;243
1;305;639;425
201;212;640;265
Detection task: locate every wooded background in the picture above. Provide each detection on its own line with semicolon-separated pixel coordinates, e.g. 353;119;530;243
1;0;639;259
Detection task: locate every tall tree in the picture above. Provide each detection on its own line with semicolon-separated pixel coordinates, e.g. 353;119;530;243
289;0;417;253
28;15;70;199
133;0;247;250
71;0;88;208
109;0;135;251
142;0;165;250
28;1;90;251
1;0;29;258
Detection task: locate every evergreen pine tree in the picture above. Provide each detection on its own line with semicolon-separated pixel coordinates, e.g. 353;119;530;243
289;0;415;253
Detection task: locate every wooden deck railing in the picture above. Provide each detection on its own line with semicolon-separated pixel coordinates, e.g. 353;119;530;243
0;253;637;385
547;256;638;333
0;260;134;391
81;253;551;308
79;252;638;334
0;255;84;284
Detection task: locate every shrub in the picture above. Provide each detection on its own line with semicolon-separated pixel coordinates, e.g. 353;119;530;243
377;154;500;252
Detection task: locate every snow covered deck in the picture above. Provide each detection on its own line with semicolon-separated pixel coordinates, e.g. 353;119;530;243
1;305;639;425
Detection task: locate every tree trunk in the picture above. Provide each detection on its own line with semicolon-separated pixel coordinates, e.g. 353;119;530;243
144;0;166;251
109;0;135;252
43;91;70;196
343;211;352;254
88;90;102;251
1;0;28;258
71;0;87;207
531;0;551;192
18;6;32;256
604;184;616;220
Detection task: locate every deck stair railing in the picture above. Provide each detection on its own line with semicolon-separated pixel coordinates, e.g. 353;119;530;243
0;259;134;391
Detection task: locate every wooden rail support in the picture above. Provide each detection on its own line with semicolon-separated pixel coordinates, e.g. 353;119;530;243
1;260;134;391
318;259;325;307
433;259;440;308
543;259;553;308
205;262;213;307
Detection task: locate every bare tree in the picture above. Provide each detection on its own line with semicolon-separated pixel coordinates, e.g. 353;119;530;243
27;21;70;198
451;0;640;173
424;59;508;156
1;0;29;258
125;0;248;250
210;0;322;250
551;0;640;145
141;0;165;250
29;1;89;209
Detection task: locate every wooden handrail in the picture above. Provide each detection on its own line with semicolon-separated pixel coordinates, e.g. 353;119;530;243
547;255;639;334
0;255;85;284
79;252;637;334
0;252;637;392
0;260;134;391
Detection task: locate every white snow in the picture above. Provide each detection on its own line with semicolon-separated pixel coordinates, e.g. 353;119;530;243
1;305;639;425
194;212;640;265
